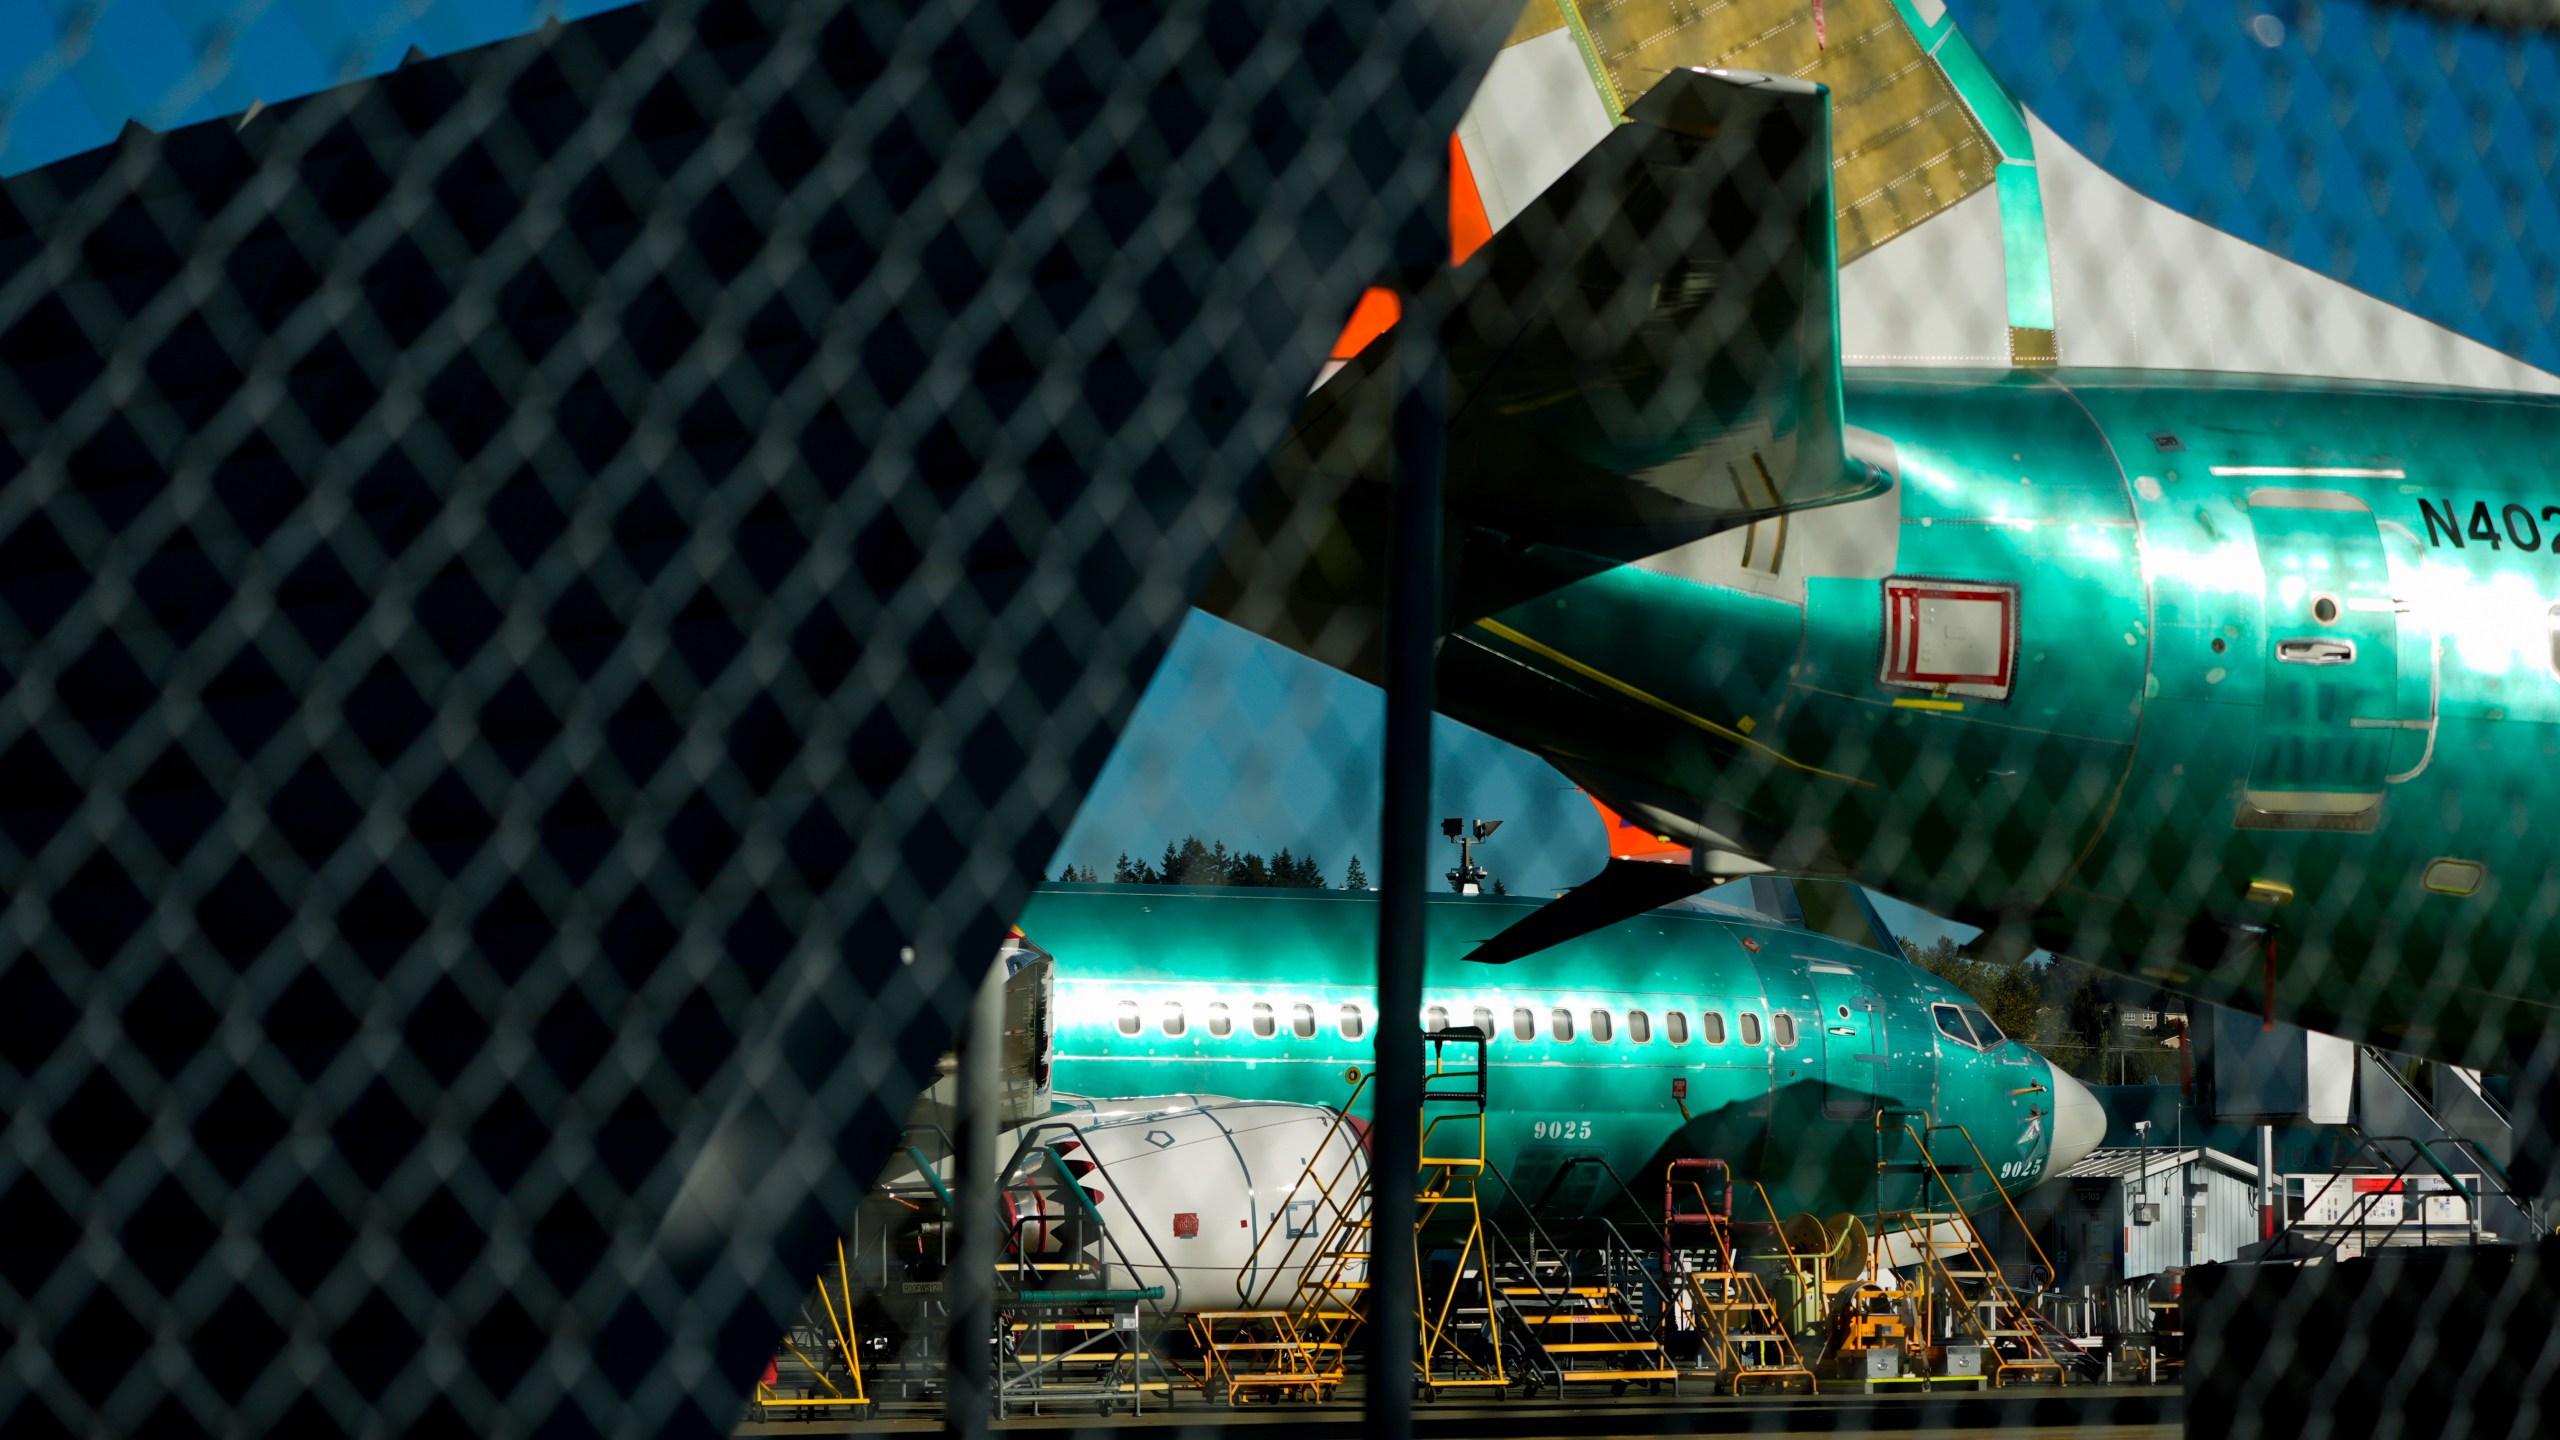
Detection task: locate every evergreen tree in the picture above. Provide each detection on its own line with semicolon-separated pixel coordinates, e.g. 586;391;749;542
1491;878;1507;895
1113;851;1157;884
1057;862;1076;881
1269;847;1321;888
1159;839;1184;885
1342;855;1369;890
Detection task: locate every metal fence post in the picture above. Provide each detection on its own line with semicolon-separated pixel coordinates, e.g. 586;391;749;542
1367;276;1444;1437
947;960;1006;1437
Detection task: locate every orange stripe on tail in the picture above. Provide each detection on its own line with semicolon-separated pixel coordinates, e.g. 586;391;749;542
1449;133;1493;265
1585;793;1689;861
1324;134;1495;363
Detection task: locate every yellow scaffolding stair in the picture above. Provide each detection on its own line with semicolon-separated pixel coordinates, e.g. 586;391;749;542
1663;1159;1816;1395
1872;1112;2066;1388
1208;1071;1373;1402
756;1238;871;1415
1202;1030;1512;1402
1188;1308;1340;1404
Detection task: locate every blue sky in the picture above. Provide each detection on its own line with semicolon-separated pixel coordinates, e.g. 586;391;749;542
0;0;630;174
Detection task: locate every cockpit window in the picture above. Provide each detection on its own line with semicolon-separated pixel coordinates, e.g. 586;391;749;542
1934;1003;2004;1051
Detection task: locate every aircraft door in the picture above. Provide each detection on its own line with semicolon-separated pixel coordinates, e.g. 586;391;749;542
2241;489;2401;830
1807;968;1888;1119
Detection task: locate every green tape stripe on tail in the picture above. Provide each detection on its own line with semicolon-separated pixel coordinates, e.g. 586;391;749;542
1553;0;1625;126
1996;161;2054;332
1889;0;2055;354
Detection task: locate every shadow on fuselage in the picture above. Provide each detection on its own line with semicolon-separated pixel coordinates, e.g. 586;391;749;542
1473;1079;1941;1244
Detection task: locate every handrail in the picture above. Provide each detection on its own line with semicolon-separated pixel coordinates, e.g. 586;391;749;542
1664;1158;1736;1274
1873;1114;2064;1380
1477;1154;1581;1266
903;1145;958;1210
2261;1134;2515;1258
1232;1070;1373;1309
1747;1179;1815;1308
1594;1215;1677;1322
1926;1121;2061;1285
1530;1153;1673;1254
1002;1118;1187;1323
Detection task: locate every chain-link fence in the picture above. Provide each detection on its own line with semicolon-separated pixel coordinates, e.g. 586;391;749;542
0;0;1504;1432
11;1;2560;1437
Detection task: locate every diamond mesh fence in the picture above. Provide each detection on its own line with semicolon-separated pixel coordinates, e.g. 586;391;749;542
0;0;1504;1432
8;1;2560;1438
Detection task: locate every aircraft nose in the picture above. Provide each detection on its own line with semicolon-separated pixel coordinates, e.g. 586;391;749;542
2049;1064;2105;1175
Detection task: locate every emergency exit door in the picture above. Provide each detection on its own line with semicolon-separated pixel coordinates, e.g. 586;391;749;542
2242;489;2402;831
1808;967;1888;1118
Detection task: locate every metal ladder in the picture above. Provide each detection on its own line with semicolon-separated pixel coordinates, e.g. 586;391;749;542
1415;1028;1509;1396
1663;1159;1816;1395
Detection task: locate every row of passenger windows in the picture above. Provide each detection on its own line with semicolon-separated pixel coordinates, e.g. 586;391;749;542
1110;999;1800;1049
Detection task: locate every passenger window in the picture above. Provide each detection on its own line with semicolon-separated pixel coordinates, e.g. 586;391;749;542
1628;1010;1652;1043
1115;1000;1141;1037
1589;1010;1614;1042
1162;1002;1186;1038
1701;1011;1727;1045
1339;1003;1365;1040
1665;1011;1688;1045
1251;1002;1276;1039
1513;1007;1536;1042
1290;1003;1316;1039
1473;1006;1495;1037
1772;1013;1797;1048
1550;1008;1575;1042
2550;603;2559;677
1739;1013;1762;1046
1207;1003;1232;1038
1426;1005;1448;1033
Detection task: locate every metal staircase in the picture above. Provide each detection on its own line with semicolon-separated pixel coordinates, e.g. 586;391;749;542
1474;1155;1680;1397
986;1122;1181;1415
1662;1159;1816;1395
1873;1113;2065;1388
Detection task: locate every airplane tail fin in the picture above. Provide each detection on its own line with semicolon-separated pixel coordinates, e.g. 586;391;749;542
1208;66;1885;677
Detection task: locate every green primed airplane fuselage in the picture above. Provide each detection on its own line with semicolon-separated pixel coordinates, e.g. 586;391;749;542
1442;368;2560;1066
1023;883;2076;1226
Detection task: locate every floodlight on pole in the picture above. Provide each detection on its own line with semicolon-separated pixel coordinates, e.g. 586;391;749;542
1443;817;1502;894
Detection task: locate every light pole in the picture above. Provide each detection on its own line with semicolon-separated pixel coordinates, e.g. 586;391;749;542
1441;817;1502;894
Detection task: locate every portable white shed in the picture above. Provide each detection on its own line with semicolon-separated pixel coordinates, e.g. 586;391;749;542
2044;1147;2263;1286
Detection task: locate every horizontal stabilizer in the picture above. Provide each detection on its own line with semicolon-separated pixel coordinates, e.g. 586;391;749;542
1458;857;1711;966
1210;67;1888;676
